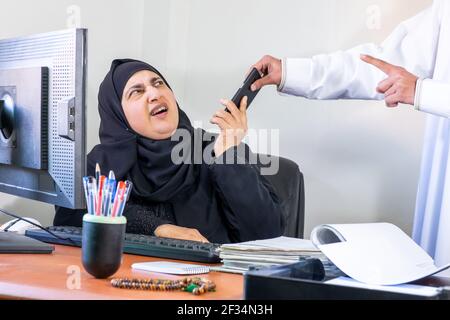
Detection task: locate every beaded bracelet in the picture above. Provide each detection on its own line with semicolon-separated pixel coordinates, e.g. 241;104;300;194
111;277;216;295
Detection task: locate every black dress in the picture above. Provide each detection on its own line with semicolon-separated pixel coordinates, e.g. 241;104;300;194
57;59;285;244
54;144;285;244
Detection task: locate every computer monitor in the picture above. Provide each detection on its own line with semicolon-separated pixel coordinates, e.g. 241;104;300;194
0;29;87;210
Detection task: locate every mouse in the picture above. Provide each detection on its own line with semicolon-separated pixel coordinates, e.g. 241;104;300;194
0;217;42;235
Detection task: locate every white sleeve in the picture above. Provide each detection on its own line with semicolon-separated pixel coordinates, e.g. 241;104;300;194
279;0;443;101
416;80;450;118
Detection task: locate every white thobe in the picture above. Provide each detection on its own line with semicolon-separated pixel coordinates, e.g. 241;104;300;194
279;0;450;272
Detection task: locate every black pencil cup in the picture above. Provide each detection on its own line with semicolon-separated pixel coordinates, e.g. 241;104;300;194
82;214;127;279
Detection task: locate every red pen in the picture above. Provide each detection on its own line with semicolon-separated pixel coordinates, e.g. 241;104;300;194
96;175;106;216
111;181;126;218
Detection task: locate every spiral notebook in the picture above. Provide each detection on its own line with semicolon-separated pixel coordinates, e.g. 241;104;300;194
132;261;210;275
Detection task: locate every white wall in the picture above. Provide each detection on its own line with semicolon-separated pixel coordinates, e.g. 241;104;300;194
0;0;433;238
138;0;432;237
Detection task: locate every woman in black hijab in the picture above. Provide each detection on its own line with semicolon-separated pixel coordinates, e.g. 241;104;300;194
54;59;284;244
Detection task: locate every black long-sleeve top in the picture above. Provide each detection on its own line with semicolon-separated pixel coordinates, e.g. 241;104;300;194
54;145;284;243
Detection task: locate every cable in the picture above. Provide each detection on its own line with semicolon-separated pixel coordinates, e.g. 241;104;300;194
0;208;77;246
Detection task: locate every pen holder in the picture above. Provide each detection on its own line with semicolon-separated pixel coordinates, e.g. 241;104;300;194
82;214;127;279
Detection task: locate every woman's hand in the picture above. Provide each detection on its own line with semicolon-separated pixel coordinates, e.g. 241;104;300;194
210;96;248;158
154;224;209;243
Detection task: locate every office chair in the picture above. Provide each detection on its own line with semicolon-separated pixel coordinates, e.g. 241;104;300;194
257;155;305;239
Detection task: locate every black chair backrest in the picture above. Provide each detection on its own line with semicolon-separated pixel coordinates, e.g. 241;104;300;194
257;155;305;238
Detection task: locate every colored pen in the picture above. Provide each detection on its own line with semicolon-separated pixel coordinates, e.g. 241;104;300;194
106;178;117;216
117;197;126;217
118;181;133;217
96;175;106;216
107;171;117;216
125;180;133;202
82;176;90;207
111;181;126;218
109;181;117;215
82;176;97;215
87;177;97;215
95;163;101;188
102;178;110;216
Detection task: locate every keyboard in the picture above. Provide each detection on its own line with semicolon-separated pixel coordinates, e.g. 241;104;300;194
25;226;221;264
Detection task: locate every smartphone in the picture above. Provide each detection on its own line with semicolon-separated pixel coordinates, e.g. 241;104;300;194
225;68;262;113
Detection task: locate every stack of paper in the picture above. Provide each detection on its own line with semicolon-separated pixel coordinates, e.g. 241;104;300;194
212;236;324;274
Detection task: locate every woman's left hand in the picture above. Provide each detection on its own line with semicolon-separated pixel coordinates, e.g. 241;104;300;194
210;96;248;158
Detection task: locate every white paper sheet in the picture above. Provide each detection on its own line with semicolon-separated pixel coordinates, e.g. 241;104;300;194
220;236;319;252
326;277;442;297
310;223;450;285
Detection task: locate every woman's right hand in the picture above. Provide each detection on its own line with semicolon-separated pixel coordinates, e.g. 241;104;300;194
154;224;209;243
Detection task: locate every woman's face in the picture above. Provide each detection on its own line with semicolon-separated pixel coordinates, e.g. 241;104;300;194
121;70;179;140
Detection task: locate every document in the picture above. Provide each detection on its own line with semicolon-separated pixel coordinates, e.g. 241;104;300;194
220;236;319;253
326;277;442;297
310;223;450;285
214;236;323;274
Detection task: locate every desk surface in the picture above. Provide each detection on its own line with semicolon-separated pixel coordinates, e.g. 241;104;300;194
0;245;243;300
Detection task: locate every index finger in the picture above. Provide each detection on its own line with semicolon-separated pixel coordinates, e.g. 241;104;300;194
251;56;271;75
221;99;241;121
360;54;395;75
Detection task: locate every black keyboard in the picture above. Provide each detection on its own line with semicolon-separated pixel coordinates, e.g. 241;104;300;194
25;226;221;264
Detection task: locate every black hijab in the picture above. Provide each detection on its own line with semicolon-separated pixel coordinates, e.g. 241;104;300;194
88;59;229;241
88;58;208;198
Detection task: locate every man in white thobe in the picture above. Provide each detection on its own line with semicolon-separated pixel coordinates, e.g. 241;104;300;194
251;0;450;273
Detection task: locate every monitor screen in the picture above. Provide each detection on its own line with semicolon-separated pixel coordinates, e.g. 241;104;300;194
0;29;87;209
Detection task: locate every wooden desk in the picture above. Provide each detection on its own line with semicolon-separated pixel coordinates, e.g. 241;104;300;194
0;245;243;300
